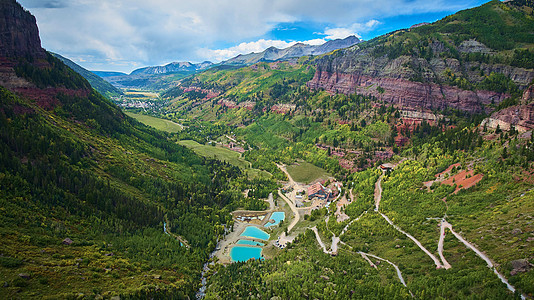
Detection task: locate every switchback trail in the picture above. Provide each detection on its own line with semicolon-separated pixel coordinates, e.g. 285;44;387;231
373;166;445;269
441;220;525;299
374;170;384;211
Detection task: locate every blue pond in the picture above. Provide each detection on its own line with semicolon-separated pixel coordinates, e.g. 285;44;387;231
240;226;270;240
236;239;265;246
230;246;263;262
265;212;285;227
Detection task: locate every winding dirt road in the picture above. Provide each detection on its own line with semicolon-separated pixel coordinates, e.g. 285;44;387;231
437;220;452;269
441;220;525;299
277;190;299;233
374;171;384;211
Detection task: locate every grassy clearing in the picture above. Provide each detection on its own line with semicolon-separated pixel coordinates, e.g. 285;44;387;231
126;112;183;133
178;140;271;179
286;161;330;184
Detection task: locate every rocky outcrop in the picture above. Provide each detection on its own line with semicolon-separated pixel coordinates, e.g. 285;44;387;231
307;69;506;113
306;1;534;115
0;0;45;59
481;85;534;132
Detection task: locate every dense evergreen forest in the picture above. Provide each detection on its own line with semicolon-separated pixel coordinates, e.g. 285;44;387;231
0;54;277;298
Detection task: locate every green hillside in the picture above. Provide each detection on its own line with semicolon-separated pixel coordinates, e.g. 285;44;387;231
51;52;124;99
2;0;534;299
0;49;274;299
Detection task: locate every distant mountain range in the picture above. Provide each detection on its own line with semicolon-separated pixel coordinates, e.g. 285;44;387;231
130;61;214;76
85;36;360;90
221;36;361;66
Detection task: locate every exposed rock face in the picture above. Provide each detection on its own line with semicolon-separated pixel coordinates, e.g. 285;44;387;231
308;69;506;114
481;85;534;132
0;0;45;59
307;34;534;114
509;259;532;276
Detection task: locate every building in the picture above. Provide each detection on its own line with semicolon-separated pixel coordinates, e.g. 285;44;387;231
380;163;395;171
308;182;331;200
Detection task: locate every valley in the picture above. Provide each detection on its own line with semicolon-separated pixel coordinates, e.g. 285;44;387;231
1;0;534;298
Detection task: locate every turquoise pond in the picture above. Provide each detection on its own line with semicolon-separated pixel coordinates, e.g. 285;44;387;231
265;212;285;227
240;226;270;240
236;239;265;246
230;246;263;262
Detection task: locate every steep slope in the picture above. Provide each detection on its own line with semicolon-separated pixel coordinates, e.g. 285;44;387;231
51;52;124;99
222;36;360;66
308;0;534;114
0;1;259;298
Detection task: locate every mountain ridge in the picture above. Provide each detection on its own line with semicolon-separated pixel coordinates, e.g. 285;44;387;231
51;52;124;99
221;35;361;66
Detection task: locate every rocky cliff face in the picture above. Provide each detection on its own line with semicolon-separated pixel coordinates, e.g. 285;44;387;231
0;0;45;59
481;85;534;132
307;0;534;114
307;42;533;114
308;68;507;114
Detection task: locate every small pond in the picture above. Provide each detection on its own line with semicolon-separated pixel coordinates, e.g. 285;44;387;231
230;246;263;262
265;212;285;227
240;226;270;240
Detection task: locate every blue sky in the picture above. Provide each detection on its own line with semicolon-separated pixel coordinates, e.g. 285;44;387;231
19;0;489;73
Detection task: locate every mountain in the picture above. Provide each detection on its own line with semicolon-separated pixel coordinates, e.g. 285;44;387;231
0;0;45;59
221;35;361;66
92;70;127;77
152;2;533;299
51;52;124;99
2;0;534;299
307;0;534;115
0;1;264;298
130;61;213;76
98;61;213;91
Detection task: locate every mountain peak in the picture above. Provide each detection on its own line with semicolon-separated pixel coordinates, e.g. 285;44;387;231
221;36;361;66
0;0;45;59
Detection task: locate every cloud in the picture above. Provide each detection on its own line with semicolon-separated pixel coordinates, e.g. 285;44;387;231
323;20;381;39
17;0;485;72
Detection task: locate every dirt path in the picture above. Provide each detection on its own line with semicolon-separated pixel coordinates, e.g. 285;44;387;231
337;240;413;296
276;163;296;187
362;252;413;296
311;226;330;254
374;170;384;211
341;210;368;236
380;212;444;268
437;220;452;269
266;192;275;211
373;171;445;269
441;220;525;299
278;190;299;233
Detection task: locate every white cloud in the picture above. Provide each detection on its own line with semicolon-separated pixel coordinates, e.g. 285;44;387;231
18;0;485;72
323;20;381;39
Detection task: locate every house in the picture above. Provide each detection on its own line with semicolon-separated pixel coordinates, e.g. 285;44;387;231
380;163;395;171
308;182;331;200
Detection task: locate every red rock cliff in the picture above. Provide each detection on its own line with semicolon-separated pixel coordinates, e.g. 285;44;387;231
307;69;506;114
0;0;46;59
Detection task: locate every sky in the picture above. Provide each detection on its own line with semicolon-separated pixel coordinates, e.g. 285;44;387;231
18;0;489;73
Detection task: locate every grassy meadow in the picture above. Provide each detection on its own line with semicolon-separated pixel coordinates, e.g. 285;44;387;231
286;161;331;184
126;112;183;133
